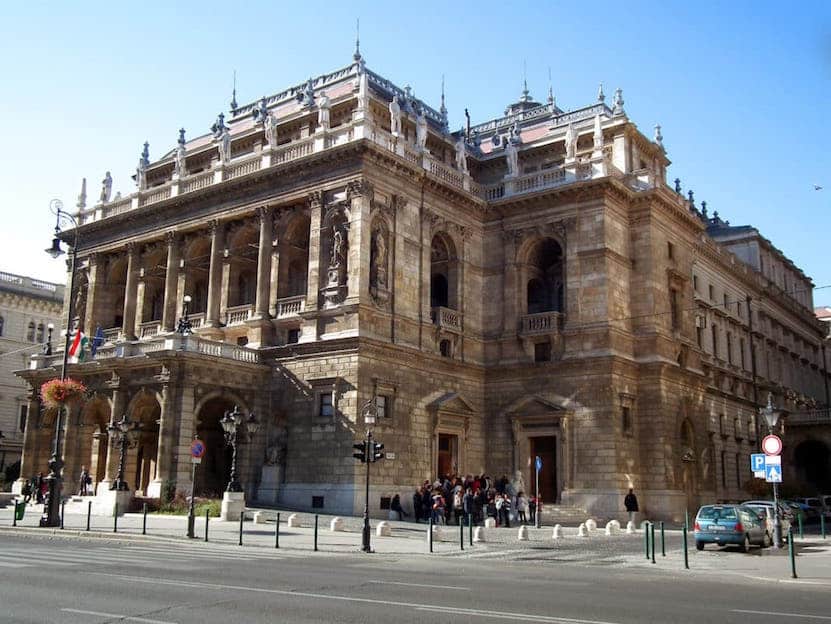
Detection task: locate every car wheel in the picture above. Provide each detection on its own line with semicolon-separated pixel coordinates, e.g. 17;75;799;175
763;532;772;548
695;541;704;551
741;535;751;553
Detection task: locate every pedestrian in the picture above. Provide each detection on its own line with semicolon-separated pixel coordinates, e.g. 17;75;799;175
499;493;512;528
390;494;408;520
79;466;90;496
516;491;528;525
35;473;45;504
528;495;537;524
624;488;639;524
413;488;423;523
22;481;32;504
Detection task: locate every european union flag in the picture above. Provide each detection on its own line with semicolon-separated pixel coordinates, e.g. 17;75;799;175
90;326;105;357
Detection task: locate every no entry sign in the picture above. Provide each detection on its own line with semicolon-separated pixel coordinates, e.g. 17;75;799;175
761;434;782;456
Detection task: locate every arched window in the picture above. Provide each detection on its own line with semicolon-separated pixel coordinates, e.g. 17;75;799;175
525;238;564;313
430;233;457;310
527;278;547;314
36;323;45;343
27;321;36;342
431;274;449;308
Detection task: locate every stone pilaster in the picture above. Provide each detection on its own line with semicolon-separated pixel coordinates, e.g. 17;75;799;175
83;253;101;333
253;206;273;319
161;231;181;332
205;220;225;329
15;389;41;492
121;243;139;340
345;180;372;305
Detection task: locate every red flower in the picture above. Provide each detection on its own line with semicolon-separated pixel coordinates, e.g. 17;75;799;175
40;378;87;409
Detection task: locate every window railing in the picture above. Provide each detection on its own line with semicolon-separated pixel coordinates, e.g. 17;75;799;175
519;311;564;335
276;295;305;318
225;304;254;326
431;306;462;333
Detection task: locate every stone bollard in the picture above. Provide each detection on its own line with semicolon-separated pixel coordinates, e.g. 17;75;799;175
287;514;301;528
376;521;391;537
626;521;636;534
605;520;619;536
484;517;497;529
552;524;563;539
473;526;486;543
517;525;529;541
585;518;597;532
253;511;268;525
578;523;588;537
330;517;344;532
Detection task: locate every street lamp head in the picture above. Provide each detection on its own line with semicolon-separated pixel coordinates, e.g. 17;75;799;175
184;294;192;304
45;236;64;259
761;392;780;429
47;323;54;330
246;412;260;436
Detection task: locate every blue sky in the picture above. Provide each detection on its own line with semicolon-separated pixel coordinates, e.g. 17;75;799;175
1;1;829;303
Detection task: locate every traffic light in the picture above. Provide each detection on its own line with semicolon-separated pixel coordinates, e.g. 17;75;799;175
371;441;385;462
352;441;367;463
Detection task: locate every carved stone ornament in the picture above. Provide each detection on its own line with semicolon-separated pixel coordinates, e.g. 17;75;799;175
346;179;372;200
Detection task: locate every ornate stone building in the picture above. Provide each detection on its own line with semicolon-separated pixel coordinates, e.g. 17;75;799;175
0;272;63;475
15;52;829;520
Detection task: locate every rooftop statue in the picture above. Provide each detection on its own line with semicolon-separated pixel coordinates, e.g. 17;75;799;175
564;122;577;160
318;91;330;129
99;171;112;204
389;95;402;136
415;107;428;151
211;113;226;139
254;97;269;124
174;143;187;178
218;127;231;164
136;158;147;190
505;139;519;178
455;133;468;174
264;112;278;150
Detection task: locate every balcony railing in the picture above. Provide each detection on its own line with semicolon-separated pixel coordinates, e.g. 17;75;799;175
276;295;305;319
431;306;462;333
225;304;254;327
102;327;120;343
186;312;205;330
519;311;563;335
139;321;161;338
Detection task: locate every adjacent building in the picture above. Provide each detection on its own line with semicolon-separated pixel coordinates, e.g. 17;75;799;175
15;52;829;520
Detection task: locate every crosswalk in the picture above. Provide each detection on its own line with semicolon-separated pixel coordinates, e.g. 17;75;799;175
0;540;303;571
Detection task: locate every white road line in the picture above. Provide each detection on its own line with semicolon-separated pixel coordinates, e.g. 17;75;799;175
368;580;469;590
60;608;178;624
93;572;622;624
732;609;831;620
0;561;31;568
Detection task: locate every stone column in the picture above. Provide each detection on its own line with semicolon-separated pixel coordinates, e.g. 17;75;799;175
205;220;225;328
121;243;139;340
345;180;372;305
15;390;41;493
161;232;181;332
304;192;323;313
83;253;101;334
253;207;273;319
148;380;175;498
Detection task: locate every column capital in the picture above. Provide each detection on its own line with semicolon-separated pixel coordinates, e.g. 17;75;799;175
307;190;323;208
125;241;139;256
257;205;274;222
165;230;180;246
346;178;373;200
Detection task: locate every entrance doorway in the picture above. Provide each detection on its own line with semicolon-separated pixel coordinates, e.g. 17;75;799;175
530;436;557;504
437;433;458;478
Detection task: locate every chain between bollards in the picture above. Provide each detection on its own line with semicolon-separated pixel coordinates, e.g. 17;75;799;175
142;503;147;535
86;501;92;531
788;527;797;579
428;516;434;553
660;521;665;557
275;512;280;549
204;509;209;542
113;503;118;533
682;525;689;569
651;522;656;564
60;501;65;529
238;510;244;546
314;514;319;552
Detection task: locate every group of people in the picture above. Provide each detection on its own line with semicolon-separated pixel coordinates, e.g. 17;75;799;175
412;474;538;527
19;467;93;504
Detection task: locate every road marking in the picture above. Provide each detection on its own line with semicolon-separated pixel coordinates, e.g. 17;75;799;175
732;609;831;620
368;580;469;590
93;572;622;624
60;608;178;624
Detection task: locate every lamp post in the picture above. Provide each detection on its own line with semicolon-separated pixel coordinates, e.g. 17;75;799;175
760;393;784;549
43;323;54;356
221;405;259;493
177;295;192;335
40;199;79;527
108;414;141;491
360;398;377;553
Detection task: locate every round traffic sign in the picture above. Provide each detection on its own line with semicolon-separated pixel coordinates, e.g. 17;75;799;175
191;439;206;459
761;434;782;456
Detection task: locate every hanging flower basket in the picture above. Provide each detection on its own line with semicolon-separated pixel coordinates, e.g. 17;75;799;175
40;378;87;409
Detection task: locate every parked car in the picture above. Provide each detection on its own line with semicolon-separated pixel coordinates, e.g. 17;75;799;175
743;503;791;536
694;504;770;552
800;498;824;522
782;499;810;523
822;496;831;519
742;500;794;523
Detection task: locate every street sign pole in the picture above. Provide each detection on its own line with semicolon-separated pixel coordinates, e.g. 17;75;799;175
187;436;206;539
534;455;541;529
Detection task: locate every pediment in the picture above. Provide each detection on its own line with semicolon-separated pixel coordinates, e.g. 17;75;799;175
504;395;567;416
427;392;475;414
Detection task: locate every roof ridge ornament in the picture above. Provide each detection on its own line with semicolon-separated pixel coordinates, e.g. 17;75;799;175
230;70;238;115
439;74;448;131
654;123;664;151
353;17;362;62
613;87;625;116
597;82;605;103
77;178;87;210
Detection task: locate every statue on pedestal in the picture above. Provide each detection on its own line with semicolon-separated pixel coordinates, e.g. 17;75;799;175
564;122;577;160
455;134;468;174
218;128;231;164
264;113;278;150
99;172;112;204
317;91;330;129
174;144;187;178
505;140;519;178
371;229;388;289
389;95;402;136
136;159;147;190
415;108;428;151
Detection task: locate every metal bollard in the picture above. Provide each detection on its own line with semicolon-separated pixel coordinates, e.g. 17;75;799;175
113;503;118;533
660;521;665;557
87;501;92;531
644;522;650;559
12;501;17;527
314;514;319;552
142;503;148;535
204;509;209;542
685;509;689;531
798;514;804;540
429;517;433;553
682;525;689;570
275;513;280;549
459;516;464;551
239;511;244;546
651;523;656;564
788;527;797;579
61;501;66;529
468;514;473;546
821;515;826;540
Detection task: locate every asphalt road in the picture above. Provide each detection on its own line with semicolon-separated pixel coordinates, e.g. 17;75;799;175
0;533;828;624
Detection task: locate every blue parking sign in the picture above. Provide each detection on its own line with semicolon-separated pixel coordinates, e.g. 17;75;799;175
750;453;766;472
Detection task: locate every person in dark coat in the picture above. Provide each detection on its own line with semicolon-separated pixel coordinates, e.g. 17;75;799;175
391;494;408;520
624;488;639;524
462;488;475;525
413;489;423;523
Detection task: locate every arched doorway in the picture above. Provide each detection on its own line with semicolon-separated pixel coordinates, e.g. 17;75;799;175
79;397;111;494
794;440;831;492
127;391;160;496
194;397;238;496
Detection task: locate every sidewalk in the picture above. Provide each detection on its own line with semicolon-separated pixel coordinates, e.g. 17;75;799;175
2;503;830;585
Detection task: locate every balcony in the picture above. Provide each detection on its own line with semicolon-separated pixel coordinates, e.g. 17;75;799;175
186;312;205;330
276;295;305;319
431;306;462;333
225;304;254;327
519;311;563;336
139;321;161;338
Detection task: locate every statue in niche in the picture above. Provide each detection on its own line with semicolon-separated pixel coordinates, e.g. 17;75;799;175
389;95;402;136
505;139;519;178
264;113;278;150
564;122;577;160
218;127;231;164
73;270;88;321
330;225;347;269
372;229;387;288
415;107;428;151
455;134;468;173
99;172;112;204
317;91;330;129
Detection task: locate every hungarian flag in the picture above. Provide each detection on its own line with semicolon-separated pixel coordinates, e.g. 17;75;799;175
68;328;88;362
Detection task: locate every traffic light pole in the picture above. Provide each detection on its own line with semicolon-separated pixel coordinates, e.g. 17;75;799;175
362;430;372;553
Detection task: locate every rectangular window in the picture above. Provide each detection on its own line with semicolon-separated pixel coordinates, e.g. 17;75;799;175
735;453;742;488
711;325;719;357
534;342;551;362
723;293;729;310
18;404;28;432
622;406;632;435
319;392;333;418
740;338;746;370
708;285;714;300
287;329;300;344
667;242;674;260
721;451;728;489
693;275;699;292
376;394;389;419
670;289;680;330
726;332;733;365
696;326;703;348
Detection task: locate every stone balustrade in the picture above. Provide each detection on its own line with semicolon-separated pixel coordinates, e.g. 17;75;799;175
519;311;563;335
431;306;462;333
139;321;161;338
225;304;254;327
276;295;305;319
186;313;205;330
